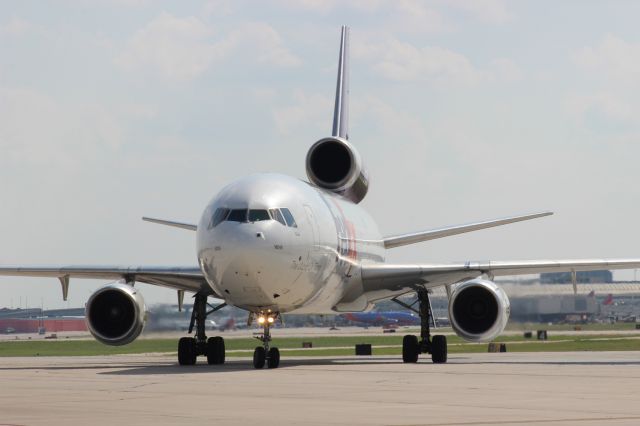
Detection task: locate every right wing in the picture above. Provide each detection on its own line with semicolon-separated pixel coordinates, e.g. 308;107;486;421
0;265;212;296
360;258;640;300
383;211;552;249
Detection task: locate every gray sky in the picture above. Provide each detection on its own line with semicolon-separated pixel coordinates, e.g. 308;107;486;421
2;1;640;309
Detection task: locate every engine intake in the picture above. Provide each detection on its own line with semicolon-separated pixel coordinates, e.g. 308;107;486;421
86;282;146;346
306;137;369;203
448;278;510;342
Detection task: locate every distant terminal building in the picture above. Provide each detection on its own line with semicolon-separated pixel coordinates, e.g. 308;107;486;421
540;270;613;284
0;307;87;334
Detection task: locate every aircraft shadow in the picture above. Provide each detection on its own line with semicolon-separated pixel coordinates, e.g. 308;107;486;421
100;357;404;375
2;356;639;376
99;356;640;375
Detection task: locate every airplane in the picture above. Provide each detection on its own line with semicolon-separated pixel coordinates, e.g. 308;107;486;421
341;311;420;327
2;26;640;369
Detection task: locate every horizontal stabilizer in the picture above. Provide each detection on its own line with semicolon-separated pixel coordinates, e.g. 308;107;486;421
383;211;552;249
142;217;197;231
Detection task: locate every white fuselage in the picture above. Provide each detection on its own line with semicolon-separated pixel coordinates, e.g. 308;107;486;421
196;173;385;314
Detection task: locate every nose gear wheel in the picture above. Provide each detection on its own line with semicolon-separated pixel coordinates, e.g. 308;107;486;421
253;312;281;369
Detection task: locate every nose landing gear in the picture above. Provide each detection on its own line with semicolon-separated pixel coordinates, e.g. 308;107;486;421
252;312;280;369
177;293;227;366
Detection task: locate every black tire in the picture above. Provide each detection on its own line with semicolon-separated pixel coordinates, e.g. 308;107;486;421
431;335;447;364
207;336;225;365
253;347;266;369
178;337;197;365
267;347;280;369
402;335;419;363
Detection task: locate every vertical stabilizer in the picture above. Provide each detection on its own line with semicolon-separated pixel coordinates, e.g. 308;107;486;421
332;26;350;140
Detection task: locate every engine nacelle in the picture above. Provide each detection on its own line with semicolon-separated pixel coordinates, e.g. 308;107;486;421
86;282;146;346
306;137;369;203
448;278;510;342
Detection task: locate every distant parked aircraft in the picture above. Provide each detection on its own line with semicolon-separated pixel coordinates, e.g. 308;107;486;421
341;311;420;327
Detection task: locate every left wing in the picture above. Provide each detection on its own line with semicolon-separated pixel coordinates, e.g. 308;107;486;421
0;265;212;296
361;259;640;299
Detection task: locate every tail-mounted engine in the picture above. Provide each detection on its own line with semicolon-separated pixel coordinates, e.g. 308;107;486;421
448;278;510;342
305;137;369;203
85;281;146;346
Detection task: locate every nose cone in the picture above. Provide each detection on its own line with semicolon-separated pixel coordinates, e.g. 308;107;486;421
204;220;290;308
196;173;317;311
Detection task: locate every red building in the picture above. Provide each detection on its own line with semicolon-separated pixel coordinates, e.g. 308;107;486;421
0;318;87;333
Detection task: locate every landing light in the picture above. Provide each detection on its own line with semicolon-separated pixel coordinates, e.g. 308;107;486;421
267;317;274;324
258;316;266;324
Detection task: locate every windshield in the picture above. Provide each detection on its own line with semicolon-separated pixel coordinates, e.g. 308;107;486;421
248;209;270;222
227;209;248;222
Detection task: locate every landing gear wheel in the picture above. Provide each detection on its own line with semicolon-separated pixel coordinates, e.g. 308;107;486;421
431;335;447;364
253;346;266;369
267;347;280;369
207;336;225;365
402;335;419;363
178;337;197;365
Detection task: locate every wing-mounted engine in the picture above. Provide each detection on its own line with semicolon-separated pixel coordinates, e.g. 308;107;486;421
448;278;510;342
306;137;369;203
86;281;146;346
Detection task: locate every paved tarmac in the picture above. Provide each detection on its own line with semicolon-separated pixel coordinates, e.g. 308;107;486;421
1;352;640;425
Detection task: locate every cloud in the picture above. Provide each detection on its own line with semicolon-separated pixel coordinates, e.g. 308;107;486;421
569;35;640;140
0;87;127;167
565;92;640;142
444;0;513;24
572;34;640;82
202;0;234;17
115;12;223;81
116;13;300;81
352;95;428;142
239;23;301;67
356;37;479;85
275;0;340;14
272;90;332;136
389;0;451;34
486;58;523;82
355;36;524;86
0;17;34;36
273;0;511;32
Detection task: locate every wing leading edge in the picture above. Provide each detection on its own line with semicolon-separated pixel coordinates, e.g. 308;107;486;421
0;265;211;294
383;211;553;249
361;259;640;296
142;217;197;231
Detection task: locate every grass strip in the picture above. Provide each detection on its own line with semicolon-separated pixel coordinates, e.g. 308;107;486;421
1;333;639;357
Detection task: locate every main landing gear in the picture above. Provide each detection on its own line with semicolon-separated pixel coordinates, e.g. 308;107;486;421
178;293;227;366
252;312;280;369
394;288;447;364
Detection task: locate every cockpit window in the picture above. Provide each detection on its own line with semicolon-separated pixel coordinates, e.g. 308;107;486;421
269;209;287;226
248;209;270;222
281;208;297;228
220;207;295;227
209;208;229;229
227;209;248;222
